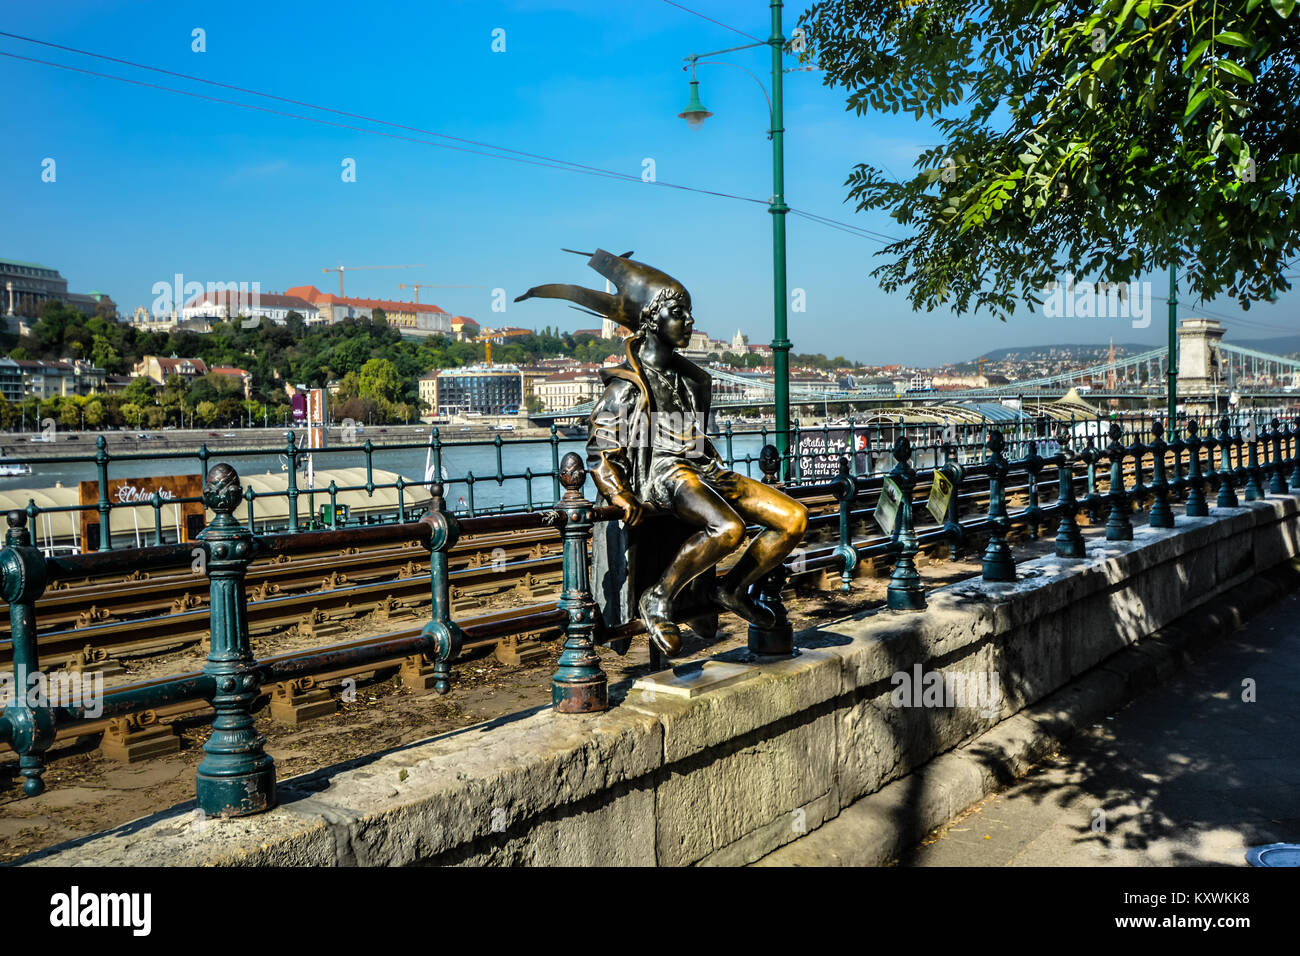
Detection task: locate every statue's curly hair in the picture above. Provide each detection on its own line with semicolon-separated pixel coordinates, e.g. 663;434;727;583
638;285;689;334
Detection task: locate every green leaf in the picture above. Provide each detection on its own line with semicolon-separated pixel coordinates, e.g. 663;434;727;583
1213;31;1253;48
1216;60;1256;83
1271;0;1295;17
1182;39;1211;73
1183;88;1211;120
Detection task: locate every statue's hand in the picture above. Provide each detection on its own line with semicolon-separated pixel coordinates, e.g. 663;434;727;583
612;491;644;528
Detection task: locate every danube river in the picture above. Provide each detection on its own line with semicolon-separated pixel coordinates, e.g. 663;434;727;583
2;431;781;515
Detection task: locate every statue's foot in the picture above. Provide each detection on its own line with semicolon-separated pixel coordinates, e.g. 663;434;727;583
638;585;682;657
710;582;776;630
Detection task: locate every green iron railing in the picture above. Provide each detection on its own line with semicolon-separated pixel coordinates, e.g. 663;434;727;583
2;413;1297;820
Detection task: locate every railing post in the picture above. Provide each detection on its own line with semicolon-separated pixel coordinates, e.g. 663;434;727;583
285;431;300;533
1023;440;1045;540
151;491;165;546
552;453;606;713
1289;417;1300;489
982;430;1015;582
940;437;965;560
1168;421;1187;503
749;444;795;655
1216;417;1239;508
195;464;276;817
1184;420;1209;516
1269;417;1288;495
95;435;112;551
421;481;464;695
1104;422;1134;541
1081;437;1105;523
832;457;857;592
1129;418;1149;508
887;436;925;611
1148;419;1174;529
1243;419;1265;501
1202;419;1221;497
549;423;562;505
0;512;54;796
1055;426;1086;556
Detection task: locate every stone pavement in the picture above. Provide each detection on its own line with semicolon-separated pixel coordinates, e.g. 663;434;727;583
902;589;1300;867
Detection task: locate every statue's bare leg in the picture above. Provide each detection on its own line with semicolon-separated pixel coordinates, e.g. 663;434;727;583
638;472;745;656
715;473;809;597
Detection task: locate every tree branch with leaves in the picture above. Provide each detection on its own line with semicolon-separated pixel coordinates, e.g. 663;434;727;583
800;0;1299;318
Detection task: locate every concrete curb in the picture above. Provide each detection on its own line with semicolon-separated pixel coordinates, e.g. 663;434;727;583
753;559;1300;867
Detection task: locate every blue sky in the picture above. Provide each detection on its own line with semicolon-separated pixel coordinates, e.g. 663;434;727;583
2;0;1295;366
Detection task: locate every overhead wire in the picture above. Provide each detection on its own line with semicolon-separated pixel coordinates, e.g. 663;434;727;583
658;0;764;44
0;29;901;245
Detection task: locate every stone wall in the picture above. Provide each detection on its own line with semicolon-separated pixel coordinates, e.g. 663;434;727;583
28;495;1300;867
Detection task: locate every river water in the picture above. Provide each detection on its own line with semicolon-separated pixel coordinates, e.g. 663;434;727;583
4;432;783;516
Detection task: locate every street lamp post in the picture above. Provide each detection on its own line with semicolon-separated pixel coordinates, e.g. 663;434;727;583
680;0;793;476
1167;263;1178;424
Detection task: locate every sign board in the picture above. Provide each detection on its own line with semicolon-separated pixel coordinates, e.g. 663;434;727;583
794;426;870;481
78;474;205;553
291;391;307;423
319;503;350;526
874;476;903;537
926;470;954;524
306;388;327;449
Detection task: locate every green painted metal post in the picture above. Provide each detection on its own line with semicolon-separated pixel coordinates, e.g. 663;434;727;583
1055;426;1087;555
422;481;464;694
1148;419;1175;529
982;430;1016;582
1269;418;1288;494
940;437;966;561
1105;422;1134;540
552;453;607;712
284;431;300;533
886;436;925;610
769;0;792;479
0;512;54;796
195;464;276;817
1216;418;1239;508
1243;419;1265;501
1184;420;1209;516
95;435;111;551
1081;437;1104;523
1289;418;1300;487
748;445;795;655
1023;440;1045;540
1167;262;1178;423
832;457;858;592
151;491;164;547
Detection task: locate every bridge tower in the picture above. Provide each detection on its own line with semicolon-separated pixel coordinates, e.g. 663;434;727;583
1177;318;1225;395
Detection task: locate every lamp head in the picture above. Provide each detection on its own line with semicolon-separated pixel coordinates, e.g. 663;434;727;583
678;78;712;128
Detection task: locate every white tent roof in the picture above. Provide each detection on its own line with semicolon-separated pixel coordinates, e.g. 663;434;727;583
0;468;431;547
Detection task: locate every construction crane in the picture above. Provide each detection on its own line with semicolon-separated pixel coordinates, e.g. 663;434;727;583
322;264;424;297
476;329;495;367
398;282;485;304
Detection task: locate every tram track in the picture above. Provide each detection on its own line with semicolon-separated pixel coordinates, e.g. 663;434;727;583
1;462;1142;677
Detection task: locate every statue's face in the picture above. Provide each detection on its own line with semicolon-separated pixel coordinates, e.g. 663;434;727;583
652;296;694;349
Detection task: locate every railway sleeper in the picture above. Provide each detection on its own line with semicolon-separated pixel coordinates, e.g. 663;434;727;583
99;710;183;764
269;676;337;726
